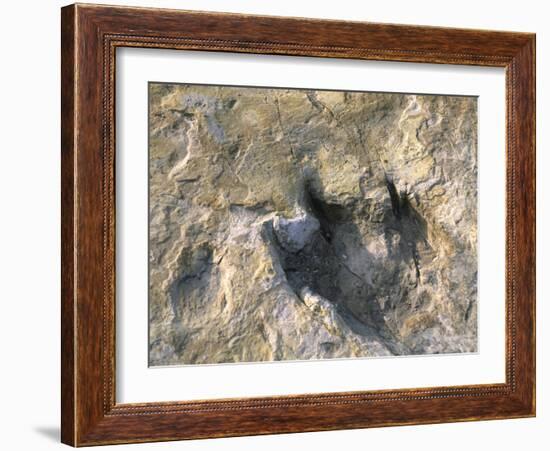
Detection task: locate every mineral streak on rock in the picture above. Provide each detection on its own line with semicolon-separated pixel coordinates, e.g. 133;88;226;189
148;82;478;366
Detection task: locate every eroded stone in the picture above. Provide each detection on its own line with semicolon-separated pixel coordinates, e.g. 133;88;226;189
148;83;478;365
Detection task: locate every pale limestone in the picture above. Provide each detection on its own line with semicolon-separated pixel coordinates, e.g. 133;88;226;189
148;83;478;365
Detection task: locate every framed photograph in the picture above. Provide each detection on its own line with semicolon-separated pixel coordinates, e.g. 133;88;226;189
61;3;536;446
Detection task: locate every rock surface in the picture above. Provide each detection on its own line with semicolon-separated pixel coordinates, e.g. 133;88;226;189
148;83;478;365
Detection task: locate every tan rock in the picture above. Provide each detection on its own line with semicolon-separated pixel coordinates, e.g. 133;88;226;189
148;83;478;365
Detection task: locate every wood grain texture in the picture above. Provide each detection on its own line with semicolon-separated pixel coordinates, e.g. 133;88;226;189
61;5;76;446
61;3;536;446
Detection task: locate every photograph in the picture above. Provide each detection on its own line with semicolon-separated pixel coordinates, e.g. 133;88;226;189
148;83;479;365
2;0;544;449
58;3;536;445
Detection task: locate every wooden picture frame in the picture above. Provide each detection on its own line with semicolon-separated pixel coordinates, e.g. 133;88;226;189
61;3;536;446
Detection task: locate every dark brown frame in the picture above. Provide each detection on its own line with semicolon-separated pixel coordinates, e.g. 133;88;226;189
61;3;536;446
